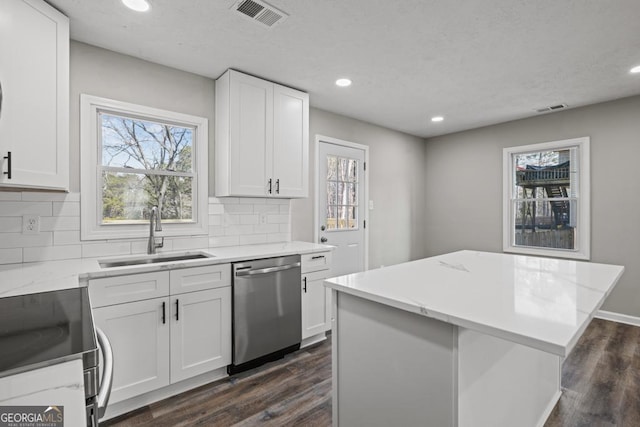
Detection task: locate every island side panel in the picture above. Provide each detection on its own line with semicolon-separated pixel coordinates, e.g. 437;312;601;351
333;291;456;427
457;327;561;427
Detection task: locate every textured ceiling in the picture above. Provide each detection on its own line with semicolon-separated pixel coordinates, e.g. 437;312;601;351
47;0;640;138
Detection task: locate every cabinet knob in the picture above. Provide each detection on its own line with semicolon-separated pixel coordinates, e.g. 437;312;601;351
320;237;328;243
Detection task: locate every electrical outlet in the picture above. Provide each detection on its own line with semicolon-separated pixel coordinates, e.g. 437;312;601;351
23;215;40;234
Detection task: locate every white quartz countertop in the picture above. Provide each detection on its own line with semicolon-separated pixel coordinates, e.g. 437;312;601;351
0;241;333;298
324;250;624;356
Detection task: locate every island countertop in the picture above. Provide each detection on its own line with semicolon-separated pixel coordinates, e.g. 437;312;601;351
324;250;624;356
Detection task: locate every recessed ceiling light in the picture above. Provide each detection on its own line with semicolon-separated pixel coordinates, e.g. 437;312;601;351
631;65;640;74
336;78;352;87
122;0;150;12
431;116;444;122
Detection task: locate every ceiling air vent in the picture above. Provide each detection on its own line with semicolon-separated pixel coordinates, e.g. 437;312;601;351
535;104;568;113
232;0;288;28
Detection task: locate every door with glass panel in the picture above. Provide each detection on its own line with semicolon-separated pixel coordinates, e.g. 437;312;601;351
318;141;366;276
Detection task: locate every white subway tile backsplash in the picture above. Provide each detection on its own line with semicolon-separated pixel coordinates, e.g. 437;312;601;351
223;214;240;226
0;248;22;264
209;235;239;247
208;226;225;236
239;214;259;225
239;234;268;245
0;218;23;233
24;245;82;262
0;232;53;249
53;201;80;216
53;230;81;245
40;216;80;232
267;232;290;243
254;223;279;234
0;192;22;201
224;225;254;236
208;204;224;215
0;202;52;217
223;204;253;214
1;193;293;264
208;215;222;226
268;214;290;224
82;242;132;258
172;236;209;251
253;204;279;214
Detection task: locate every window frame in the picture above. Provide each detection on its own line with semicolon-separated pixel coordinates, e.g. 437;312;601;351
80;94;209;241
502;137;590;260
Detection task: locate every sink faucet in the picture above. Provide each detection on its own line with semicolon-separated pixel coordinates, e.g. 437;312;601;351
148;206;164;255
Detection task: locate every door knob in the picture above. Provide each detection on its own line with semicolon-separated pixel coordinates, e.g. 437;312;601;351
320;237;328;243
320;225;326;231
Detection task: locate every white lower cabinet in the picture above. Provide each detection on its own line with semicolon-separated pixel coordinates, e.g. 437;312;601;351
170;287;231;383
93;297;170;403
302;270;332;339
301;252;333;340
89;264;231;405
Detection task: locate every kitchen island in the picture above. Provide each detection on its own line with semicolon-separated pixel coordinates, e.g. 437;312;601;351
324;250;624;427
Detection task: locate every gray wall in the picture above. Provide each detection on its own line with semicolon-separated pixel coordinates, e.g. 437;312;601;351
424;95;640;317
291;108;428;268
69;41;215;193
70;42;427;267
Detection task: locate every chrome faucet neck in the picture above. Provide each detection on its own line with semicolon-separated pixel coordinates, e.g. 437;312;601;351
148;206;164;254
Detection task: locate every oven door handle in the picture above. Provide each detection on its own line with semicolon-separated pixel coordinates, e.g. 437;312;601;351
235;262;300;277
96;327;113;420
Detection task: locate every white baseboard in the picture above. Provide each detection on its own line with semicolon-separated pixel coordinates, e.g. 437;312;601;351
595;310;640;327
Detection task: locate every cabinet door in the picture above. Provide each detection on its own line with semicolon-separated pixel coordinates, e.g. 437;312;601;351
302;270;332;339
170;287;231;383
228;71;272;196
272;84;309;198
93;298;170;403
0;0;69;190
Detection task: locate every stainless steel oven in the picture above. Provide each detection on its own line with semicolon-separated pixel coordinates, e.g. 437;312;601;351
229;255;301;374
0;288;113;426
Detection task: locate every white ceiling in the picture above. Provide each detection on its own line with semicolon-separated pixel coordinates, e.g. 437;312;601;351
48;0;640;138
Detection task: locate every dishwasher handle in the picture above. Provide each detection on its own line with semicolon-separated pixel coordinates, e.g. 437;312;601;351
235;262;300;277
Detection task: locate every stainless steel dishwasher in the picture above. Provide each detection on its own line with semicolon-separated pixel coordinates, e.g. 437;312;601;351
229;255;301;374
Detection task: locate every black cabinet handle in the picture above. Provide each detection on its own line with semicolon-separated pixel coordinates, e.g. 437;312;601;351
275;179;280;194
3;152;11;180
303;276;307;293
311;255;325;260
162;301;166;324
267;178;272;194
175;299;179;321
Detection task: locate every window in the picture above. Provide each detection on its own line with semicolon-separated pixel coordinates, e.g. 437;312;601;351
503;137;590;260
325;155;359;230
81;95;208;240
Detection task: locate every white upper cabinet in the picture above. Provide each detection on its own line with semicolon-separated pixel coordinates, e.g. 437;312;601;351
0;0;69;190
215;69;309;198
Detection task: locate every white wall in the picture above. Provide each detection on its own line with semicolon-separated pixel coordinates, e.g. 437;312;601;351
292;108;428;268
424;95;640;317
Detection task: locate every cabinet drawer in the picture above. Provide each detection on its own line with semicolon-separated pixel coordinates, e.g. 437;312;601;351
89;271;170;308
169;264;231;295
301;252;332;274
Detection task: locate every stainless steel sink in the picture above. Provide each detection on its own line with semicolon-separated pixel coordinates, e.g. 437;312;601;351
99;252;212;268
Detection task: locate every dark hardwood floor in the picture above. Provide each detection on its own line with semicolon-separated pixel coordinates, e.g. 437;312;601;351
104;319;640;427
